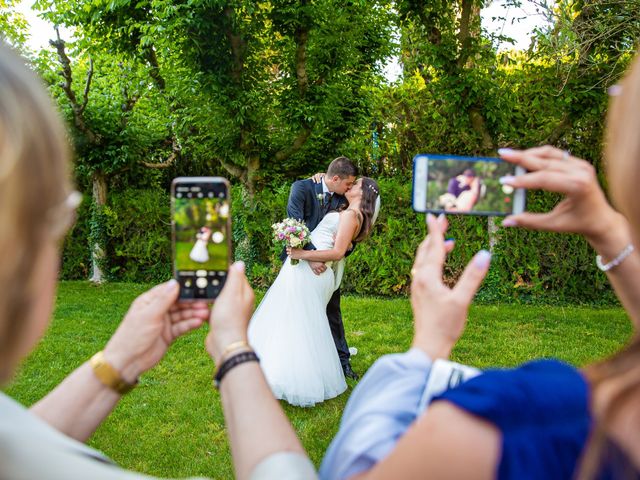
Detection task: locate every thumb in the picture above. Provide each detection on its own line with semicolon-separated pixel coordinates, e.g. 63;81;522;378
453;250;491;304
143;279;180;315
503;212;558;232
217;261;246;301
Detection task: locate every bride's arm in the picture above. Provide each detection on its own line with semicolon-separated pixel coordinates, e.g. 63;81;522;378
289;211;359;262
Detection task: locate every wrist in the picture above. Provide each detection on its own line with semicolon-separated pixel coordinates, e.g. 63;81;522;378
412;336;452;360
587;212;632;260
207;332;249;364
90;351;138;394
102;346;141;384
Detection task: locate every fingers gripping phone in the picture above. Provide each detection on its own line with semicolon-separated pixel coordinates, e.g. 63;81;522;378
171;177;232;301
412;154;526;216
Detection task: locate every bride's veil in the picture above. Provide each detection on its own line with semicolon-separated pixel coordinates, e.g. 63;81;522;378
371;195;381;226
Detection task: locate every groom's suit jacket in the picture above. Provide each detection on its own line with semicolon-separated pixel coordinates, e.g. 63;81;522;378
280;178;346;261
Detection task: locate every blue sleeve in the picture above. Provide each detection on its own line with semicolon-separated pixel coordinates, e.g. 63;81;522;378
287;181;306;221
434;360;592;480
319;349;432;480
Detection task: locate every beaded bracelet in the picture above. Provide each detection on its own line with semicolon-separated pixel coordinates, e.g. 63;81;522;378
596;243;635;272
214;350;260;389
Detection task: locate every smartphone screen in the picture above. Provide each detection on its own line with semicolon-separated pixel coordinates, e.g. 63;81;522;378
412;154;526;216
171;177;231;301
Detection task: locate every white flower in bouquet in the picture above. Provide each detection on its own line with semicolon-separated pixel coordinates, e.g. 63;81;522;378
272;218;311;265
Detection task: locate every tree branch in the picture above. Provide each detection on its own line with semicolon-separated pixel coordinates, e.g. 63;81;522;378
220;158;247;182
469;107;494;154
142;136;181;169
49;31;99;144
223;6;246;83
544;112;572;146
80;57;93;114
294;26;309;97
456;0;474;68
274;126;312;162
143;45;166;90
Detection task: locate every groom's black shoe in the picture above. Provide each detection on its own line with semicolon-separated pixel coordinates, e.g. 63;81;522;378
343;364;359;381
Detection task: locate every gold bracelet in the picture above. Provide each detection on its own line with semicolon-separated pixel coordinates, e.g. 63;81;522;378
89;351;137;395
218;340;251;364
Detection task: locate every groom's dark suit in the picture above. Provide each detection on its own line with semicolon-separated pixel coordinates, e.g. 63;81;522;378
284;178;352;372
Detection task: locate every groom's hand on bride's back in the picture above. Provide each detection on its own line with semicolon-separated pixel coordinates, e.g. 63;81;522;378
206;261;255;364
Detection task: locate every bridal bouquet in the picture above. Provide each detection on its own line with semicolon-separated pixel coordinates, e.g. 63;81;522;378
272;218;311;265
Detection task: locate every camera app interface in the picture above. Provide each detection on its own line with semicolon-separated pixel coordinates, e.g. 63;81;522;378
174;182;229;299
427;157;517;215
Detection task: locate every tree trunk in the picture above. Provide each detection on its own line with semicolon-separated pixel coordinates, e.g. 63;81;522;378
90;171;107;284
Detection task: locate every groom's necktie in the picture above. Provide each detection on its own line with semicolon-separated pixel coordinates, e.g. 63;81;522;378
323;192;332;213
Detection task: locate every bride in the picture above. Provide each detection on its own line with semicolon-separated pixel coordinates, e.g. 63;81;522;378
248;177;380;407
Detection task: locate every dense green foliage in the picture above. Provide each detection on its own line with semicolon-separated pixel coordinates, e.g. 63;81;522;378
61;177;615;303
3;0;639;301
6;282;632;475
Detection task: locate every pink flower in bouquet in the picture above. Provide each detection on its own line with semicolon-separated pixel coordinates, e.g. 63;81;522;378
271;218;311;265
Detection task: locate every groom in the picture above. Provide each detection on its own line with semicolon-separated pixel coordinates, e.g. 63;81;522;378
284;156;359;380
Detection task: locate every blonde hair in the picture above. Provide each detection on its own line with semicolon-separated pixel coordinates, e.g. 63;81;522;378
579;53;640;478
0;43;72;382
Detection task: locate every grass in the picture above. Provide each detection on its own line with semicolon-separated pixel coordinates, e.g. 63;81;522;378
4;281;633;478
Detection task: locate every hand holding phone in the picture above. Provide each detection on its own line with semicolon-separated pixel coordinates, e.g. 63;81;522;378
172;177;232;301
412;154;526;216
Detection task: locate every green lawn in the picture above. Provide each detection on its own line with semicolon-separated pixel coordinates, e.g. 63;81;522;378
4;281;633;478
175;240;228;271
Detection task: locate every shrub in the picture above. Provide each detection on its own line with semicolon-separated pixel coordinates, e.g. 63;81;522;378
60;180;615;304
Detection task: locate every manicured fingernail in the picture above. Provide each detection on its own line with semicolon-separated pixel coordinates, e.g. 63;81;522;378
233;261;245;272
502;218;517;227
427;213;435;222
473;250;492;268
498;148;515;155
499;175;515;185
445;237;455;242
166;279;178;290
437;213;446;221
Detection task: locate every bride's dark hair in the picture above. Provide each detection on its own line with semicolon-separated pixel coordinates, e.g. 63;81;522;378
354;177;379;243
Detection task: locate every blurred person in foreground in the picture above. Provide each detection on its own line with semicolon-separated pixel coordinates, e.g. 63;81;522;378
318;56;640;479
0;42;315;480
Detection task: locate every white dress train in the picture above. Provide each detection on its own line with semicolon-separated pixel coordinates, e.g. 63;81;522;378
248;212;347;407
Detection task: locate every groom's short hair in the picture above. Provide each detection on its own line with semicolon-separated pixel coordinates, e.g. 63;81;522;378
327;156;358;178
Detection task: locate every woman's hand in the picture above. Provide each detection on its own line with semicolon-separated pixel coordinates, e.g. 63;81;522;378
311;172;325;184
206;261;255;365
286;247;305;260
498;146;627;248
410;214;491;360
103;280;210;383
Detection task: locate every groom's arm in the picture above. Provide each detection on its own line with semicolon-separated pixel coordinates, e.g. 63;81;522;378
287;181;318;252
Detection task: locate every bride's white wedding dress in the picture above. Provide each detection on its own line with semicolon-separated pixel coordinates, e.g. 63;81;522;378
248;211;347;407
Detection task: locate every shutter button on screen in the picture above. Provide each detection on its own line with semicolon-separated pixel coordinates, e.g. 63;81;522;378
196;277;208;289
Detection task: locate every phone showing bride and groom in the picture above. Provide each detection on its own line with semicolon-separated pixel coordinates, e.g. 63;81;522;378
412;154;526;216
171;177;231;301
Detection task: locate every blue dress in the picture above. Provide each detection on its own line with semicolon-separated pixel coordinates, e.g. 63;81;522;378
433;359;632;479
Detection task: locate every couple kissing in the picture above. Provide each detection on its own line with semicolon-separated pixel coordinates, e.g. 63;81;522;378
247;156;381;407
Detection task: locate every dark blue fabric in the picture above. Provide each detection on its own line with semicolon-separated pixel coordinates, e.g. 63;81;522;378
434;360;592;479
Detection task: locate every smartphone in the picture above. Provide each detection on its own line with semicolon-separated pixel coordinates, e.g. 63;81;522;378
412;154;526;216
171;177;231;301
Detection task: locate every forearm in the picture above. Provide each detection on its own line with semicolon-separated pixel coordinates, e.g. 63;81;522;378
319;349;432;480
30;362;122;442
220;362;310;480
587;212;640;329
298;247;344;263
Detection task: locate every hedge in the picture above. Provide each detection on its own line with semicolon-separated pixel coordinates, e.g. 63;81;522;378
60;179;615;304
